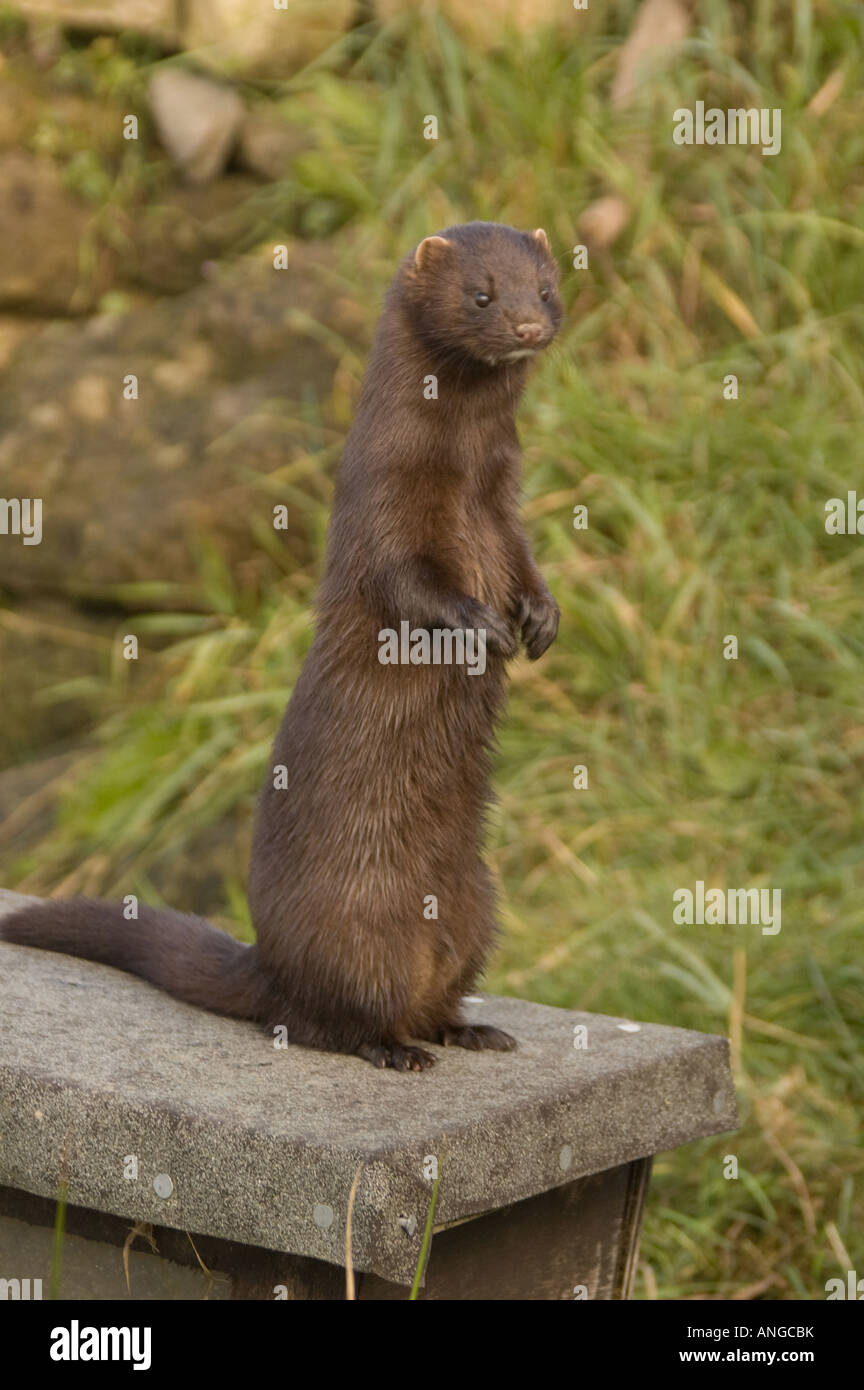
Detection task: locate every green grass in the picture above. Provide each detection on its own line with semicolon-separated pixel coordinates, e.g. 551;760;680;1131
49;1179;68;1300
3;1;864;1298
409;1172;441;1301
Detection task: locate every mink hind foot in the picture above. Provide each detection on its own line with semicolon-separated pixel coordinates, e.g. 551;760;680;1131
357;1041;437;1071
433;1022;517;1051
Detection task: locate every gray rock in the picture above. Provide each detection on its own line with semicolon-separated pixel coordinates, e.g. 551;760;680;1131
0;149;265;313
16;0;179;46
0;242;360;601
148;69;245;184
0;889;738;1286
181;0;354;81
0;154;109;313
17;0;354;81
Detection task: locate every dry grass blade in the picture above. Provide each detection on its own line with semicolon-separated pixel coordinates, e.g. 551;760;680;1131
344;1163;364;1301
122;1222;157;1295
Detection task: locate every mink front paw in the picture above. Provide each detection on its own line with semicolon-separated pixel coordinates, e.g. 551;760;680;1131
517;590;559;660
454;599;518;660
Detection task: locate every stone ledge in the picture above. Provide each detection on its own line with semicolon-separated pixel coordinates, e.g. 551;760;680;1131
0;889;738;1286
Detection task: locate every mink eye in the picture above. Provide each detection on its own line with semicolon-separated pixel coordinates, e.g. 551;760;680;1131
539;286;551;302
474;291;491;308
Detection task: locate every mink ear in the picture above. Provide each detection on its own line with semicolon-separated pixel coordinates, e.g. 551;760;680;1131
413;235;452;271
530;228;552;256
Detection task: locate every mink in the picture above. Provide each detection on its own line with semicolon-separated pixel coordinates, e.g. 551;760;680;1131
2;221;563;1071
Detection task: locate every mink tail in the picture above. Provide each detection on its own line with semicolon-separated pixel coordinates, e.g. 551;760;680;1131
0;897;270;1022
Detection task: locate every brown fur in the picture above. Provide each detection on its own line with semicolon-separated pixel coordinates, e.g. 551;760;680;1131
1;222;562;1071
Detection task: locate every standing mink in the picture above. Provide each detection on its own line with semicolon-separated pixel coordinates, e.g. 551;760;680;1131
2;222;563;1071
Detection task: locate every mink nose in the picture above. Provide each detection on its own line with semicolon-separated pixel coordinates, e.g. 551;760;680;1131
514;322;544;344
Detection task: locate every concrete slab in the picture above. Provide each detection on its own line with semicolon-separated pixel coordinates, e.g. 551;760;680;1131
0;889;738;1286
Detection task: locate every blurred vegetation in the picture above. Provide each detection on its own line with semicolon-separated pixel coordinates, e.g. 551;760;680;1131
2;0;863;1298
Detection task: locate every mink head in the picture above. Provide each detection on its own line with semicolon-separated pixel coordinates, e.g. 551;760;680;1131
401;221;562;368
